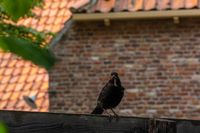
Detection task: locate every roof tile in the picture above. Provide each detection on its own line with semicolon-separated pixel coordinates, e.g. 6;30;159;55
22;67;31;75
32;82;42;90
9;76;20;83
23;83;33;90
12;69;21;76
39;108;48;112
54;16;64;25
10;92;21;101
49;8;59;17
171;0;184;9
115;0;127;11
35;75;44;82
37;92;46;99
3;53;12;59
38;17;48;25
52;25;63;33
2;92;12;101
5;84;16;92
41;9;50;17
69;0;90;9
18;75;28;83
0;75;3;83
15;83;25;91
40;83;49;91
8;60;17;67
44;75;49;81
1;76;11;84
95;0;115;12
0;60;8;67
50;1;61;9
4;68;13;76
29;91;38;97
60;0;68;8
36;98;45;108
37;24;45;32
46;17;56;25
26;75;36;82
30;67;38;75
22;19;32;26
185;0;198;8
132;0;144;11
38;68;46;74
24;61;32;67
157;0;170;10
72;0;200;13
0;101;7;109
0;68;5;75
15;60;26;67
5;101;17;109
0;84;7;92
144;0;156;10
44;1;52;9
15;101;25;108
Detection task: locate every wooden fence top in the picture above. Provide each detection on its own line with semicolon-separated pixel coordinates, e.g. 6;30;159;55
0;110;200;133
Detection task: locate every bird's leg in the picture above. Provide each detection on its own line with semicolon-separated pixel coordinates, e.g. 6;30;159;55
111;108;118;116
104;109;113;122
104;109;111;116
111;109;119;120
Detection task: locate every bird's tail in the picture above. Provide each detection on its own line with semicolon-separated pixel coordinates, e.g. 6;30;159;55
91;106;104;114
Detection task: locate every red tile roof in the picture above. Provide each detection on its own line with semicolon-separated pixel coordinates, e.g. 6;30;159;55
0;52;49;111
0;0;74;112
71;0;200;13
0;0;199;112
17;0;72;32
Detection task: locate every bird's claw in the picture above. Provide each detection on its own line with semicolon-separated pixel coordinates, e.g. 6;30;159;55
107;114;120;122
108;115;113;122
114;114;120;121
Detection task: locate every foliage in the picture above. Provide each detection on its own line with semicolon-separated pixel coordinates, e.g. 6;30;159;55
0;0;55;70
0;122;7;133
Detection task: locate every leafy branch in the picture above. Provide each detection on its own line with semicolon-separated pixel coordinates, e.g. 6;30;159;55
0;0;56;70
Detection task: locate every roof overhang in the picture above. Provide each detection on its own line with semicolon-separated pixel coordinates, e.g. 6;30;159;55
73;9;200;22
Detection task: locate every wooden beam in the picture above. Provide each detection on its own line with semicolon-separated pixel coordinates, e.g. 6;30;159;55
1;110;200;133
0;110;178;133
73;9;200;21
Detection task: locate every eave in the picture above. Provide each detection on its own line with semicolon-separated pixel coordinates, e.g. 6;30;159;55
73;9;200;21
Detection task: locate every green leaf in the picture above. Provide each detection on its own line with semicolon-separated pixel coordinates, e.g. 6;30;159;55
0;122;8;133
0;36;55;70
0;23;53;47
0;0;34;21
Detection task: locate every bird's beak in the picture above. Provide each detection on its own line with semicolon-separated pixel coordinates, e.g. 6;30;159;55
110;75;115;80
111;75;117;86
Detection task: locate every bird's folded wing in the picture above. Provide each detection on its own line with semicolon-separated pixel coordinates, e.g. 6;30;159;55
97;82;114;103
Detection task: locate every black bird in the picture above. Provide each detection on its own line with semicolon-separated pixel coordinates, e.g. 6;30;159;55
91;72;125;116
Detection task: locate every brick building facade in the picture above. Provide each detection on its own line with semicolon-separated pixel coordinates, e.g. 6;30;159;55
49;18;200;119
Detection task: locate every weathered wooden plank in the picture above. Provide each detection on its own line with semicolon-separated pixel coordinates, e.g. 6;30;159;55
176;120;200;133
0;112;146;133
0;111;149;133
1;110;194;133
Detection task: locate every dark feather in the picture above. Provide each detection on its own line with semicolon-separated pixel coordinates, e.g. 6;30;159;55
91;72;124;114
91;105;104;114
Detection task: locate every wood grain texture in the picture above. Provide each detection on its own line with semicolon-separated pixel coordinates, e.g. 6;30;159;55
1;110;200;133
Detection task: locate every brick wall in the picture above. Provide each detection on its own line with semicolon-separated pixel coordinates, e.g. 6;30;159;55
49;18;200;119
